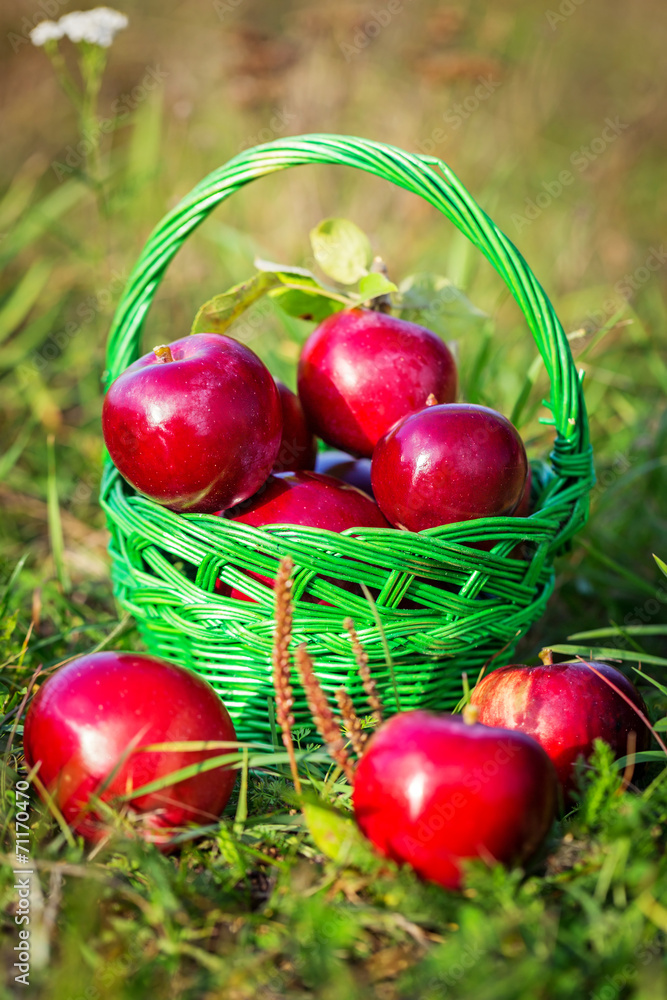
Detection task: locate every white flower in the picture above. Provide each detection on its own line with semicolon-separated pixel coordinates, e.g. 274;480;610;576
58;8;129;48
30;20;66;46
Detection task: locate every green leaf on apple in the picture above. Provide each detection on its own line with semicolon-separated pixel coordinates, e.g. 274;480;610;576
356;271;398;305
397;272;488;340
269;286;343;321
191;271;282;335
310;217;373;285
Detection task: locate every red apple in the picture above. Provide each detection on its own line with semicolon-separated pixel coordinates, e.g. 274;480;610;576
314;449;374;497
217;470;389;601
371;403;527;532
102;333;282;513
353;709;557;890
273;380;317;473
470;653;651;797
297;308;457;457
23;652;237;845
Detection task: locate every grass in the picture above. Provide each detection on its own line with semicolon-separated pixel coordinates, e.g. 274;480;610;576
1;0;667;996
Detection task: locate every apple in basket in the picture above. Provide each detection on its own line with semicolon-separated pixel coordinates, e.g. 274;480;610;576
216;470;389;602
272;380;318;473
297;308;457;457
102;333;282;513
371;402;527;531
23;652;237;846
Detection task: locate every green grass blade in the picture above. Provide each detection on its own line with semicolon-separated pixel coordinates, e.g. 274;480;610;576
46;433;71;593
550;644;667;667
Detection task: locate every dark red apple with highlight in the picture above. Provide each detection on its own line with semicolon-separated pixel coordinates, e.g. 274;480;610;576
371;403;527;532
217;470;389;602
273;380;317;473
23;651;237;846
353;709;557;890
470;651;651;797
297;308;457;457
102;333;282;513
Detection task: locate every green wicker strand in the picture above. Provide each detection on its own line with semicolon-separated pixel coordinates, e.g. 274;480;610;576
101;134;595;742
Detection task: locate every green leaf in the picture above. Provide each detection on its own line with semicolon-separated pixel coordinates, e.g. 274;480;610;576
397;272;487;340
302;800;374;866
614;751;667;769
270;286;343;321
191;271;282;335
569;625;667;639
652;718;667;732
549;644;667;667
654;554;667;579
356;272;398;304
310;218;373;285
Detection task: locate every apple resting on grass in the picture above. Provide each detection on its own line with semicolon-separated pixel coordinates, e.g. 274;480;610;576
273;380;317;473
217;470;389;601
314;449;374;497
371;402;527;531
297;308;457;457
470;651;651;797
102;333;282;513
353;709;557;890
23;652;237;846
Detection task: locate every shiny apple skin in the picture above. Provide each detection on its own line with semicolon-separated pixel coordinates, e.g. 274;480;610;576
217;470;389;601
102;333;282;513
297;308;457;457
314;449;374;497
273;380;317;473
353;710;557;891
22;652;237;845
371;403;527;532
470;660;651;797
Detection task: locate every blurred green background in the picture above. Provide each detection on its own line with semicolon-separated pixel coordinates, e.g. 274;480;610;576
1;0;666;651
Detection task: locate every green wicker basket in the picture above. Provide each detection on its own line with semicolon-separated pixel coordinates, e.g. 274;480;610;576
101;133;594;743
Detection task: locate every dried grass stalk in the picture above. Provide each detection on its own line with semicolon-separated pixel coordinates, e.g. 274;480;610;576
335;687;366;757
344;617;383;725
295;643;356;783
271;555;301;795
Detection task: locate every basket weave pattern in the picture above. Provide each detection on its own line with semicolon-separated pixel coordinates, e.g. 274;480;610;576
102;134;594;742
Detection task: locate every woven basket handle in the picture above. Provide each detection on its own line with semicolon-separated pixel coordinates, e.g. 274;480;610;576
105;133;592;490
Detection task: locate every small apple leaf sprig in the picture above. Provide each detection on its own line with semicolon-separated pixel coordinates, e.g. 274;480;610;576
270;557;386;791
190;216;486;341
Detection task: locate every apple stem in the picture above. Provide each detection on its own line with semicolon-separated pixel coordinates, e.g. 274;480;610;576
539;648;554;665
368;256;393;314
153;344;174;363
462;704;480;725
425;393;438;407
